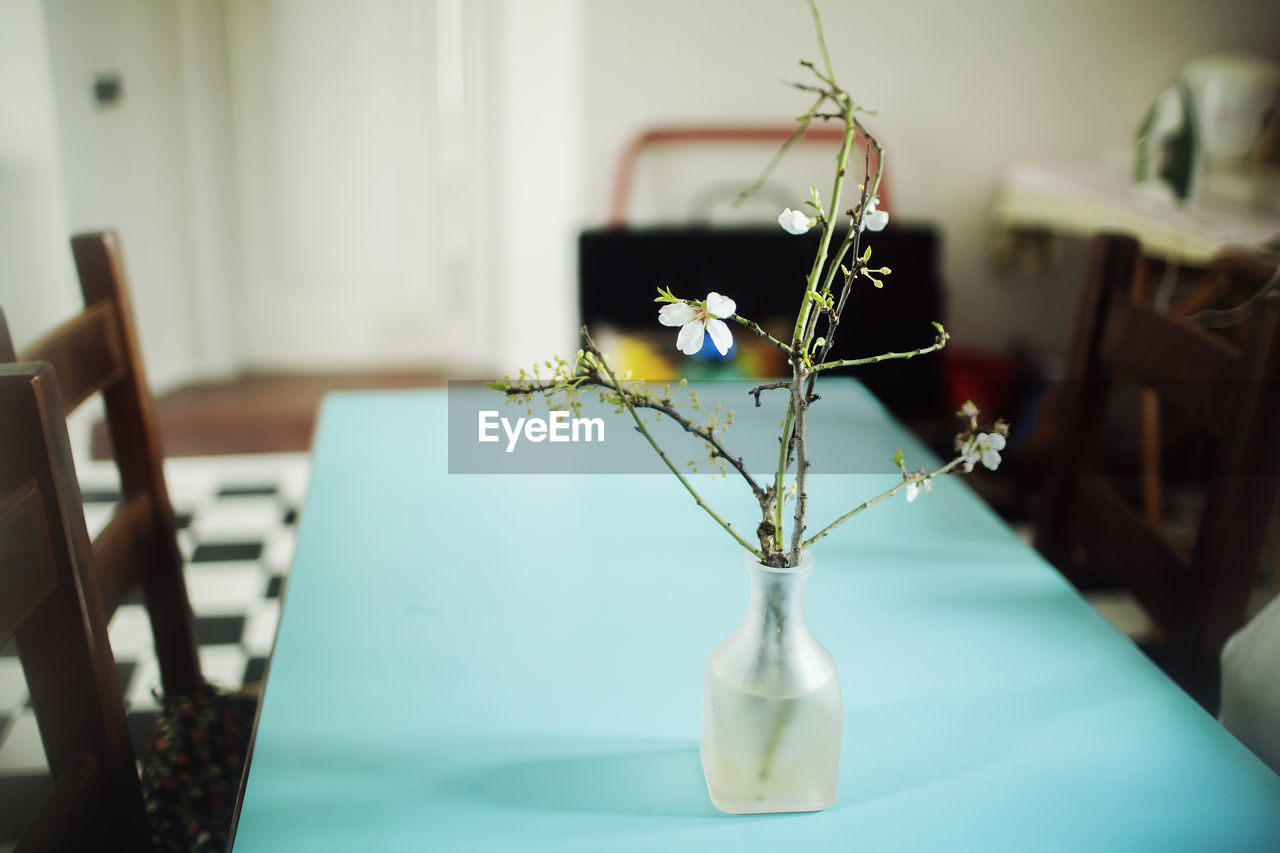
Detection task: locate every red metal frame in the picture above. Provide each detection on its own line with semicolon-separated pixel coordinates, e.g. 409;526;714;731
607;125;888;226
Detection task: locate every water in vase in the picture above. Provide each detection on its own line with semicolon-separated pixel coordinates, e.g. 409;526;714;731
700;664;842;813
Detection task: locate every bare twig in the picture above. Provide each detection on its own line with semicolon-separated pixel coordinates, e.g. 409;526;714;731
511;349;768;508
580;329;766;561
749;381;791;407
735;93;828;207
618;393;766;505
788;355;811;565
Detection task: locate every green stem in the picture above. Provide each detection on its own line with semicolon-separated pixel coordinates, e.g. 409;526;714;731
807;0;835;83
758;584;795;781
772;410;791;559
729;314;793;355
812;334;949;372
804;121;882;349
803;123;884;371
774;99;860;560
759;700;795;781
790;119;858;358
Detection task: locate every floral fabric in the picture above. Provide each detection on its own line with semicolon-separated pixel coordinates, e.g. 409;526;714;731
141;684;257;852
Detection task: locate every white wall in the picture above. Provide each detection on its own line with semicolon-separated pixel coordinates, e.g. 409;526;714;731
175;0;247;379
485;0;584;371
223;0;447;371
0;0;109;461
27;0;586;387
42;0;209;391
581;0;1280;357
220;0;582;374
0;0;80;353
16;0;1278;390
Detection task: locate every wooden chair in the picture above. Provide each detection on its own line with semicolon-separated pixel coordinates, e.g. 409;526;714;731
14;231;201;696
1035;233;1280;709
0;357;153;851
4;231;255;851
1131;248;1280;528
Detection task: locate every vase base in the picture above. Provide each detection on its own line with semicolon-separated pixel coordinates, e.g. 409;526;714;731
706;792;836;815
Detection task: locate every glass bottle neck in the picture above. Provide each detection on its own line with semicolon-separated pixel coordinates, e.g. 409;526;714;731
742;551;813;638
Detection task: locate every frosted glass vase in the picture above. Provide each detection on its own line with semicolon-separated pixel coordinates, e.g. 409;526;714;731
700;551;842;814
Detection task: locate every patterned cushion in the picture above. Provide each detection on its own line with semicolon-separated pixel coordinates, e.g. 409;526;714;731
141;684;258;852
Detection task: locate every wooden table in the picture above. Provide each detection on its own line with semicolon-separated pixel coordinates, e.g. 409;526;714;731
231;381;1280;851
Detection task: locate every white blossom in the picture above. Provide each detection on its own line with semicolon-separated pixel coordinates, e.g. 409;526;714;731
778;208;815;235
960;432;1006;472
858;197;889;233
906;475;932;503
657;292;737;356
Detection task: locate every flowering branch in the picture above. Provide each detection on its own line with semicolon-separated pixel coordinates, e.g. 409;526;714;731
803;458;964;549
805;409;1009;548
491;0;1008;569
770;7;874;564
499;329;775;558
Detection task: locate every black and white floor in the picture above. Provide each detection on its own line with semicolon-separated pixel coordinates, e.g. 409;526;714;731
0;454;310;851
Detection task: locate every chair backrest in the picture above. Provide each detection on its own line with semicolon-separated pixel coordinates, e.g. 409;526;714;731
0;355;153;851
1036;233;1280;707
10;230;201;696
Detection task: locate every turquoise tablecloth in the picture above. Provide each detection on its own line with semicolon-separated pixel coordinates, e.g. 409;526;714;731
232;381;1280;851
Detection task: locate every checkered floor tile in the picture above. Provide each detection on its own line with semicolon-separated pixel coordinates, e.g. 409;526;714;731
0;454;309;850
